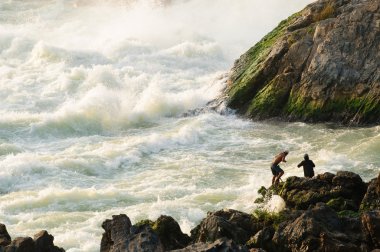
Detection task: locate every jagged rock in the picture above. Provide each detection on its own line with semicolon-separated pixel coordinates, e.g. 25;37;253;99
360;173;380;211
101;214;164;252
190;209;263;245
169;238;249;252
361;211;380;249
5;237;36;252
0;224;11;247
279;171;367;211
33;231;64;252
151;215;191;251
226;0;380;125
246;226;275;251
272;203;369;252
101;214;132;252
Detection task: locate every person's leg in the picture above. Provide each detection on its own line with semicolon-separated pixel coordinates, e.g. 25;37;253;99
275;166;284;185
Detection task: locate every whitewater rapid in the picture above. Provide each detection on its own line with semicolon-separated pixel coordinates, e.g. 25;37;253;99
1;0;379;251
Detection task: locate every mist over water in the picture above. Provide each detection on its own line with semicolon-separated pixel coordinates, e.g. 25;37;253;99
1;0;379;251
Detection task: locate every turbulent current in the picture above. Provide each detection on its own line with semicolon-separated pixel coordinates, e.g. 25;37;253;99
0;0;379;251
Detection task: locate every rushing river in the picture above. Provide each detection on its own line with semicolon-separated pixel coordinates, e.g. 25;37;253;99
0;0;379;251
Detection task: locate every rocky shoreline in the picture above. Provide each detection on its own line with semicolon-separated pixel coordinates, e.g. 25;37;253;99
3;171;377;252
97;171;380;252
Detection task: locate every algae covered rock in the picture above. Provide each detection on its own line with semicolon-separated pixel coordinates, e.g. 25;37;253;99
279;171;367;211
226;0;380;125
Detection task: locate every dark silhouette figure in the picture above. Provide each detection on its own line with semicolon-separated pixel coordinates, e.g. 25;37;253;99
297;154;315;178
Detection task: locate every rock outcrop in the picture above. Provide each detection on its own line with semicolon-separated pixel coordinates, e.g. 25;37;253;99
98;171;379;252
0;229;64;252
278;171;368;211
100;214;164;252
190;209;262;245
226;0;380;125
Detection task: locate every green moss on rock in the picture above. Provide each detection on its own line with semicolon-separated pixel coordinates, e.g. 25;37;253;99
228;12;301;109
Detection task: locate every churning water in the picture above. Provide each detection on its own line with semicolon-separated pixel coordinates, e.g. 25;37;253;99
0;0;379;251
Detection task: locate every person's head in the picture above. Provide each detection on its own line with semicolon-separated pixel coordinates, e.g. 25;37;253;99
304;154;309;160
283;150;289;156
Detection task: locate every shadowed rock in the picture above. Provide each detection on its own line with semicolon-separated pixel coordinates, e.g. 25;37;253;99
190;209;263;245
169;238;249;252
361;172;380;211
272;203;369;252
0;224;11;247
33;231;64;252
125;225;163;252
151;215;191;251
361;211;380;249
4;237;36;252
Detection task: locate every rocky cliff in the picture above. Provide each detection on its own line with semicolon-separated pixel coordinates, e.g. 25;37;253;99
226;0;380;125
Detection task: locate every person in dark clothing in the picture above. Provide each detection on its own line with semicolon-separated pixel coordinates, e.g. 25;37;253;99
297;154;315;178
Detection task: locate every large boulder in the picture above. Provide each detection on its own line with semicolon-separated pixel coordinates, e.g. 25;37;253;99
225;0;380;125
279;171;367;211
360;173;380;211
272;203;369;252
190;209;263;245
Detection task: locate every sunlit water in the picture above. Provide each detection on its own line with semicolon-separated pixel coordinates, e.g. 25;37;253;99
0;0;379;251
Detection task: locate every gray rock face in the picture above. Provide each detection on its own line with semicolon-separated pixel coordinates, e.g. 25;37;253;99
101;214;132;252
226;0;380;125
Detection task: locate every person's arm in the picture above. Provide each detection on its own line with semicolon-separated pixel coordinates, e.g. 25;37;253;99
297;161;303;167
282;154;287;162
311;160;315;167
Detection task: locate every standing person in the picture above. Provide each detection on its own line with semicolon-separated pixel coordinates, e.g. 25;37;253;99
297;154;315;178
271;151;288;186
